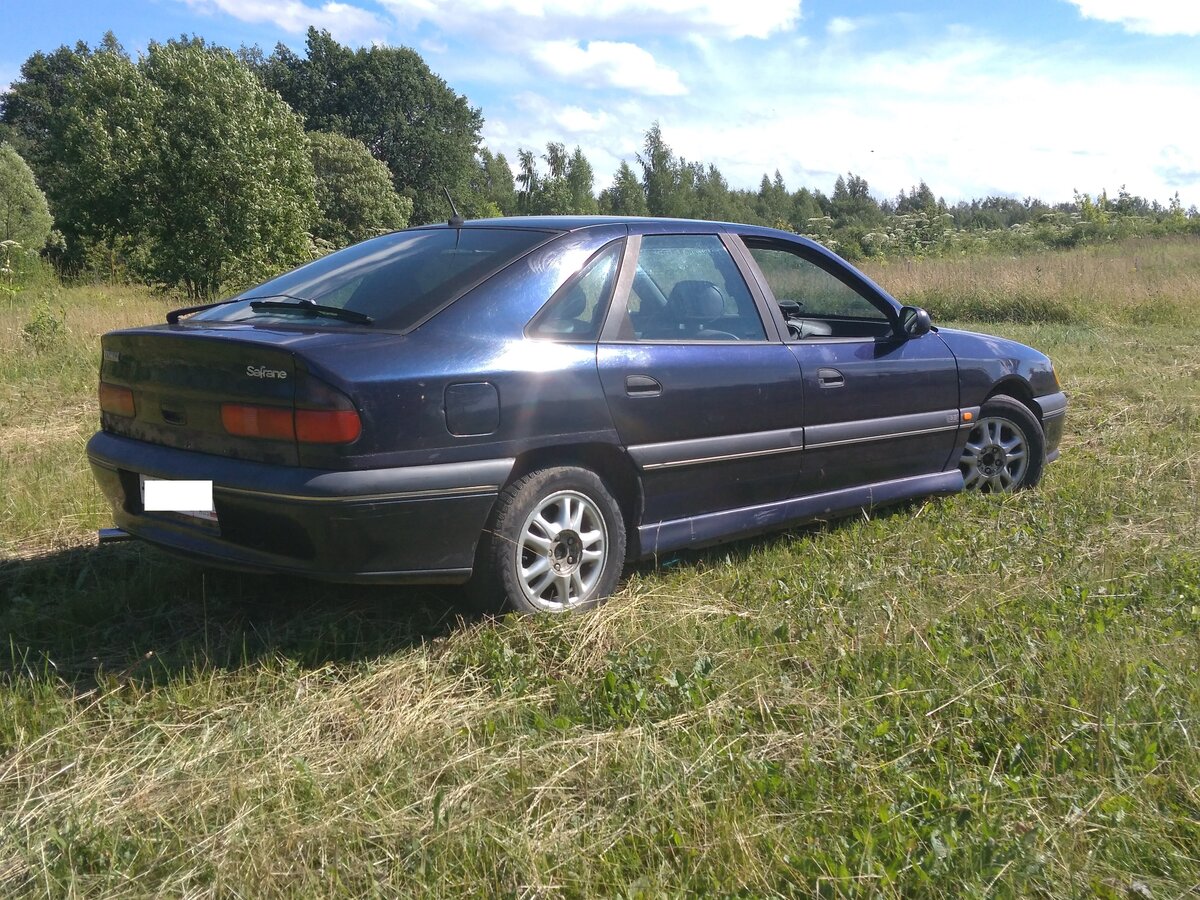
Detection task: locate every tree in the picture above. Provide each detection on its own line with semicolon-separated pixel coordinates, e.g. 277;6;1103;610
136;40;315;296
789;187;824;233
50;44;148;277
639;122;685;217
600;161;648;216
566;146;598;215
535;142;572;214
0;142;53;249
309;131;411;248
830;171;884;228
0;38;100;182
50;39;315;295
515;148;539;214
255;29;483;224
755;170;791;227
467;148;516;216
512;143;598;215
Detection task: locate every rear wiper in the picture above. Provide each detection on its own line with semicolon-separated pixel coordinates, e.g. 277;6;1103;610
249;299;373;325
166;298;241;324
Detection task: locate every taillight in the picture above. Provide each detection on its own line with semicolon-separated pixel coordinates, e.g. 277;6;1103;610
219;375;361;445
295;409;361;443
99;382;135;417
221;403;295;441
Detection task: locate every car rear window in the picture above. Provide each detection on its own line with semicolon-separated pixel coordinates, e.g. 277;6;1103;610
188;227;554;330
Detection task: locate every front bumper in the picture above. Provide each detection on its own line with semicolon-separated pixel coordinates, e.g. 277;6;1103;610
1036;391;1068;462
87;431;512;584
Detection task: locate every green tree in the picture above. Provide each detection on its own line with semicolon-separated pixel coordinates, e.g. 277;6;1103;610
515;148;539;214
50;44;147;277
566;146;598;215
137;40;315;296
755;170;791;226
830;172;884;227
694;164;743;222
0;143;53;249
789;187;824;233
256;29;482;224
309;131;411;248
467;148;515;216
511;143;597;215
51;39;315;295
639;122;687;217
535;142;572;214
0;38;102;182
599;161;648;216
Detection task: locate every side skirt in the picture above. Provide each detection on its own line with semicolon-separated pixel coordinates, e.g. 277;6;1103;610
637;470;963;557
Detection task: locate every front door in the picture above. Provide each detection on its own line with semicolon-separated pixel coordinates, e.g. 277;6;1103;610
737;236;961;495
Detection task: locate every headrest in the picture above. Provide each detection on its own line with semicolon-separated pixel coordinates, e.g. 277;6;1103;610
667;280;724;320
558;285;587;319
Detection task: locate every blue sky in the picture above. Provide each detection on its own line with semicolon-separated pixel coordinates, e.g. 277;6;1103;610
3;1;1199;207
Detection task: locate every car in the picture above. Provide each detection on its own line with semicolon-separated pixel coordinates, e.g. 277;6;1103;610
88;216;1067;613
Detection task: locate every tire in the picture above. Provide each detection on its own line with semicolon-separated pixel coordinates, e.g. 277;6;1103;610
959;395;1045;492
472;466;626;614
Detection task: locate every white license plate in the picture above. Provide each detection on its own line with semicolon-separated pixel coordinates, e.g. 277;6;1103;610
139;475;218;523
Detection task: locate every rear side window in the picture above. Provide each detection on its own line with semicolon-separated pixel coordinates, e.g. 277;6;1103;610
189;228;553;330
527;240;623;341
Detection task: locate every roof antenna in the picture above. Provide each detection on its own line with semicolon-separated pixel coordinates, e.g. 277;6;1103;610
443;186;464;228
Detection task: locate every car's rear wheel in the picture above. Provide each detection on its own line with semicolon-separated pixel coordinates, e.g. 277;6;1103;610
473;466;626;614
959;395;1045;492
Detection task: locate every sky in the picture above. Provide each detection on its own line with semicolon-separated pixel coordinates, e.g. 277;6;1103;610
3;0;1199;208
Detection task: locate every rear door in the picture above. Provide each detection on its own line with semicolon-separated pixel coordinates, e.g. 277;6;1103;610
596;232;805;524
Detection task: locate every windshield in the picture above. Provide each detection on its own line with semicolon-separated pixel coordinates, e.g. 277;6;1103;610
187;227;554;330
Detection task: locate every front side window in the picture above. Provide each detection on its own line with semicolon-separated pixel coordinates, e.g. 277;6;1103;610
615;235;766;341
745;240;888;324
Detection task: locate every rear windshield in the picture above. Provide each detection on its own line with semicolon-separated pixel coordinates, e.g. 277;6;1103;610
188;227;554;330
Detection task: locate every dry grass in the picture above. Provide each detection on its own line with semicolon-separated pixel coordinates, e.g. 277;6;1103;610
860;235;1200;324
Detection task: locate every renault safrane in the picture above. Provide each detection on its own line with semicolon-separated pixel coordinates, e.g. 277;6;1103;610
89;217;1067;613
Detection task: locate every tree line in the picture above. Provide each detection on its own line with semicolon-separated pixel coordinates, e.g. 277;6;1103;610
1;28;1197;299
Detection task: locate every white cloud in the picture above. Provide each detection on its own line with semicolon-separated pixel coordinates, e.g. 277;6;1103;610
181;0;387;44
575;32;1200;206
380;0;801;39
531;40;686;96
1064;0;1200;36
555;106;613;134
827;17;858;36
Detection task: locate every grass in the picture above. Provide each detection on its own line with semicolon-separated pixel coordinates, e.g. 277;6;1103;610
1;239;1199;897
860;235;1200;325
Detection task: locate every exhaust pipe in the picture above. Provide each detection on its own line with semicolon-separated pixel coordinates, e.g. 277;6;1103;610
98;527;134;544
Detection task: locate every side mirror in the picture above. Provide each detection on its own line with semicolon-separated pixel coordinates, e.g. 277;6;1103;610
900;305;933;338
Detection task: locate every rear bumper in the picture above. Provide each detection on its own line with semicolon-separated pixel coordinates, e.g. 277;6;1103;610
87;431;512;584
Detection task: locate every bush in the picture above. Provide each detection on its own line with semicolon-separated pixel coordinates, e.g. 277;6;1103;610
22;296;67;351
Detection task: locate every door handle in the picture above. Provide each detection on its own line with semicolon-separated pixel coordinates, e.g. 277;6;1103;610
625;374;662;397
817;367;844;388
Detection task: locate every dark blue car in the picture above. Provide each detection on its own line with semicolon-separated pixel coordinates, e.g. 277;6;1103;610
88;217;1066;612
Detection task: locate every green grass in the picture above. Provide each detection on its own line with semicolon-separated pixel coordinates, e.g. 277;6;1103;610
1;243;1199;897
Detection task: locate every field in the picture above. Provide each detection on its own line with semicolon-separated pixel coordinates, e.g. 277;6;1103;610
1;237;1198;897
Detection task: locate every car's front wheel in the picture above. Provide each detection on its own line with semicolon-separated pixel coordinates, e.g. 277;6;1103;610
474;466;626;614
959;395;1045;492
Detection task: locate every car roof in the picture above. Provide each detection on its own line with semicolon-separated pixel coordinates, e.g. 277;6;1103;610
413;215;798;238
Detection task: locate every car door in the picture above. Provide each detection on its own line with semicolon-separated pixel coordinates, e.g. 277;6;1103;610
596;232;806;526
734;235;961;495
